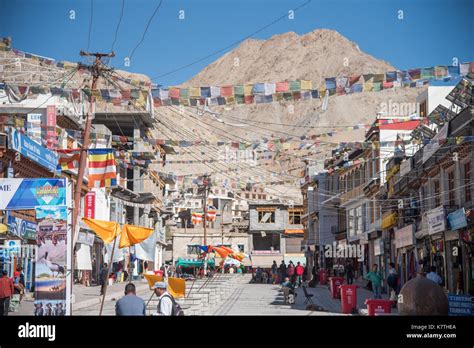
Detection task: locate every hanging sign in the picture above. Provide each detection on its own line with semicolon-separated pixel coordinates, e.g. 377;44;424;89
447;208;468;230
426;206;446;235
84;192;95;219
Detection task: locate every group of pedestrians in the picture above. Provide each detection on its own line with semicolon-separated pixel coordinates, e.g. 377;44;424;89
0;267;26;316
271;260;306;287
115;281;183;316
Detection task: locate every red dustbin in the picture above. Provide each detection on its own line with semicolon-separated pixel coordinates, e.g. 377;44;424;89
340;285;358;314
319;270;328;285
154;270;164;277
328;277;344;299
365;299;393;316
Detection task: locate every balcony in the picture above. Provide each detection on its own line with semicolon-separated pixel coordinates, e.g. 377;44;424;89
340;185;365;206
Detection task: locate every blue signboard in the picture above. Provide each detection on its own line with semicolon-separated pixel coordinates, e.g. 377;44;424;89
7;213;37;240
0;178;66;210
447;208;468;230
8;127;58;173
448;294;474;316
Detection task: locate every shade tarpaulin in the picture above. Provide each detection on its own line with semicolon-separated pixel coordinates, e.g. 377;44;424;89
119;224;154;248
82;218;120;244
176;258;215;268
167;277;186;298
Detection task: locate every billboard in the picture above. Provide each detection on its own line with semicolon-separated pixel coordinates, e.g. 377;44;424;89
0;178;66;210
34;205;68;316
7;213;37;240
8;127;58;173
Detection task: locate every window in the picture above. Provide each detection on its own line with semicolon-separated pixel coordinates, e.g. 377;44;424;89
355;206;363;234
288;210;302;225
433;180;440;207
419;100;427;118
348;209;355;236
258;210;275;223
187;245;201;255
448;171;455;206
465;162;472;202
245;193;250;199
237;244;245;252
370;201;374;223
252;194;256;199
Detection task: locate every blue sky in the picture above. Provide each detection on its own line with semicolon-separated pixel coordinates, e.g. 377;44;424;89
0;0;472;86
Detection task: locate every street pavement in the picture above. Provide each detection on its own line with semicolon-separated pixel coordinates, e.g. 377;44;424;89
10;276;397;316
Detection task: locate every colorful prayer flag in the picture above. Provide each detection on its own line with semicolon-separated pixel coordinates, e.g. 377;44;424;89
87;149;117;189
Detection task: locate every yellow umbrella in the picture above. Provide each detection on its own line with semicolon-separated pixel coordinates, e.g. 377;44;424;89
0;223;8;234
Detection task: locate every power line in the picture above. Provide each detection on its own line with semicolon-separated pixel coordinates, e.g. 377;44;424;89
129;0;164;60
111;0;126;52
150;0;312;81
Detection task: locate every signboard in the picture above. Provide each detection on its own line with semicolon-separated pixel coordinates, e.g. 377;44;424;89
27;113;42;145
4;240;21;254
285;229;304;234
8;127;58;173
7;213;37;240
46;105;57;149
447;208;468;230
35;205;68;316
77;231;95;246
448;294;473;316
0;178;66;210
399;158;412;177
425;206;446;235
395;224;414;249
422;124;449;163
374;238;384;256
84;192;95;219
252;250;280;255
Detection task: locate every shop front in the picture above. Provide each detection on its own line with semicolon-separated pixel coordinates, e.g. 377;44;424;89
425;205;447;288
394;224;416;286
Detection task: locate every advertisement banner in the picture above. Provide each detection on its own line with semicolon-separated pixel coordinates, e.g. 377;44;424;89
7;213;37;240
374;238;384;256
447;208;468;230
26;113;42;145
395;224;414;249
77;231;95;246
34;205;68;316
8;127;58;173
0;178;66;210
426;206;446;235
84;192;95;219
46;105;57;149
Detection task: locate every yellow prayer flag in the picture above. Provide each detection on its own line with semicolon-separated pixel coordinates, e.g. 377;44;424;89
167;277;186;298
244;85;253;96
82;218;120;244
144;274;163;288
300;80;312;90
119;224;154;248
189;87;201;98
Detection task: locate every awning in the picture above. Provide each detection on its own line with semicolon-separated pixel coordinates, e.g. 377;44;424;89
285;229;304;234
176;258;216;268
382;212;397;229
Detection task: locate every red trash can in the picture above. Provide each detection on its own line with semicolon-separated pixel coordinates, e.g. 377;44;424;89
365;299;393;316
154;270;164;278
340;285;358;314
319;270;328;285
328;277;344;299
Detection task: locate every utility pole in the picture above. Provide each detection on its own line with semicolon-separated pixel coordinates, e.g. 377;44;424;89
70;50;115;315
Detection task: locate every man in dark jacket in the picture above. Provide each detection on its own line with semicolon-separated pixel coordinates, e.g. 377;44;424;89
279;261;287;284
100;263;109;295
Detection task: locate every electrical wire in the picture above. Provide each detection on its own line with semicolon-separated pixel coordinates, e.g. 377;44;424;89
86;0;94;52
111;0;126;52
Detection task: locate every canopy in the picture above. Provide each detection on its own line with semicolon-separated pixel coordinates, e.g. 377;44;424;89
176;258;215;268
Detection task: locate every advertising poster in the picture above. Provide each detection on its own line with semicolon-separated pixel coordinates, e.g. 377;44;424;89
7;213;37;240
34;205;68;316
46;105;57;149
0;178;66;210
26;113;42;145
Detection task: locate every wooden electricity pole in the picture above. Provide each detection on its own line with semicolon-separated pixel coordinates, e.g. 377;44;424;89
69;51;115;315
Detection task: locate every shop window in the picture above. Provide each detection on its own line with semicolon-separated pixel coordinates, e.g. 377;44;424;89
433;180;441;207
464;162;472;202
447;171;455;206
288;210;302;225
237;244;245;252
258;210;275;223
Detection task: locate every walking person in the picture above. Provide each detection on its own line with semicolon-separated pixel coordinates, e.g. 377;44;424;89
346;260;354;285
271;261;278;284
115;283;146;316
426;266;442;285
365;264;383;299
387;263;398;294
0;270;14;316
295;262;305;287
151;281;183;316
279;261;287;284
99;263;108;296
287;261;295;285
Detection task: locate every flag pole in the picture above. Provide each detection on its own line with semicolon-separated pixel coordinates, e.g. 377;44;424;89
99;236;117;316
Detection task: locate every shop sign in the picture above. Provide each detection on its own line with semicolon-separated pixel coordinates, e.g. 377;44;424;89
381;212;397;229
252;250;280;255
448;294;473;316
8;127;58;173
77;231;95;247
4;240;21;254
84;192;95;219
0;178;66;210
26;113;42;145
399;158;412;177
447;208;467;230
426;206;446;235
395;224;415;249
7;214;37;240
46;105;56;150
285;229;304;234
374;238;384;256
